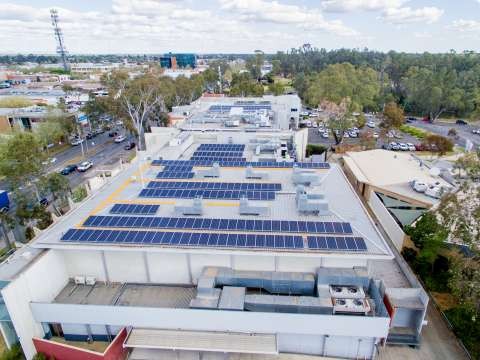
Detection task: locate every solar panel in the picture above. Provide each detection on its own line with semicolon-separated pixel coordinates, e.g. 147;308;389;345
306;236;367;252
151;159;330;169
62;228;304;251
82;215;354;235
146;181;281;191
110;204;159;215
139;189;276;201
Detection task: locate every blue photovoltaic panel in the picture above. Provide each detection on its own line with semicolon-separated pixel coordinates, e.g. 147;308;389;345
151;159;330;169
61;228;303;251
146;181;281;191
82;215;353;235
110;204;159;215
139;188;276;201
156;172;195;179
190;156;247;162
306;236;367;252
193;151;244;157
197;144;245;151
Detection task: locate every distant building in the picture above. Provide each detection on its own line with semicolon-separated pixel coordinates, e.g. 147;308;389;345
160;53;197;69
70;63;121;75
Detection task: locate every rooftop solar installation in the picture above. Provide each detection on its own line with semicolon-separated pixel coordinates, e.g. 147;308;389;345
197;144;245;151
192;151;244;157
156;164;195;179
156;172;195;179
83;215;353;235
110;204;159;215
139;188;275;200
307;236;367;252
151;160;330;169
190;156;247;162
146;181;282;191
61;228;304;250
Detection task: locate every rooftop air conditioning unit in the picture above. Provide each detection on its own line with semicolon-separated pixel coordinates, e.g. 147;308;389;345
332;298;370;315
74;276;86;285
85;276;96;286
329;285;365;299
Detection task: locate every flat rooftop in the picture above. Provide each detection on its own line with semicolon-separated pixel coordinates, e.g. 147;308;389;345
31;137;393;258
343;150;451;206
54;282;196;308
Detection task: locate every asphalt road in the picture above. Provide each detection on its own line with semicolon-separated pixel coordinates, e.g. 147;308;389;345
409;120;480;149
55;133;136;189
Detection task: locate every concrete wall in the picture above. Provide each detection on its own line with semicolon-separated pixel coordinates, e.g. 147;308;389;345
145;128;180;156
368;192;406;251
31;303;390;338
2;250;69;359
59;249;374;286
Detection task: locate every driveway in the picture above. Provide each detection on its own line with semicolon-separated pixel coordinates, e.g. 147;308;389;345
410;120;480;149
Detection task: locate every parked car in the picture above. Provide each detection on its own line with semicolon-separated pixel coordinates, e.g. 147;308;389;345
399;143;409;151
77;161;93;172
367;121;375;128
456;119;468;125
322;132;329;138
349;131;358;138
108;131;118;137
472;129;480;135
42;157;57;166
312;122;318;128
407;143;416;151
412;179;428;193
373;132;379;139
389;142;400;151
70;138;84;146
124;142;136;150
114;135;126;143
86;133;94;140
60;164;77;175
115;120;123;126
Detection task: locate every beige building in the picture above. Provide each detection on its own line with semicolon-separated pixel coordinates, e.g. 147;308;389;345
342;150;452;250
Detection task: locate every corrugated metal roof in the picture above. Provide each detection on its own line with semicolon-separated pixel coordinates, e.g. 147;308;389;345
124;328;278;354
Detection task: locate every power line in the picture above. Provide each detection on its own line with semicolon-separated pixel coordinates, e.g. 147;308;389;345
50;9;69;72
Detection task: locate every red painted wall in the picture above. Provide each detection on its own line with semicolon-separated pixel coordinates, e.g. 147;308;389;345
33;328;128;360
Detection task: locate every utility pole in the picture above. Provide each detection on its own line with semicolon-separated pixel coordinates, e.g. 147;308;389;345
50;9;70;72
217;65;222;93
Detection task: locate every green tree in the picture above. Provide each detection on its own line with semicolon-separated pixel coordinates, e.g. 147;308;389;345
0;132;44;189
303;63;381;112
381;102;405;130
321;98;353;145
402;67;464;121
39;173;70;215
268;82;284;96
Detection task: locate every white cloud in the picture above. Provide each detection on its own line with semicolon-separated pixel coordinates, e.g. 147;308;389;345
449;19;480;33
381;6;444;24
321;0;406;13
219;0;359;36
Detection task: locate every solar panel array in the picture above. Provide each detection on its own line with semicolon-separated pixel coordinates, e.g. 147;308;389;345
151;159;330;169
307;236;367;251
193;151;245;157
157;164;194;179
110;204;159;215
62;229;304;249
139;188;275;200
190;156;247;162
208;105;271;114
83;216;353;235
197;144;245;151
146;181;282;191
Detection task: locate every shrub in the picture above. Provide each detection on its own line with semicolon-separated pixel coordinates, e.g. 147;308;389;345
399;124;428;139
71;186;87;203
0;343;24;360
25;227;35;241
445;305;480;359
306;144;327;157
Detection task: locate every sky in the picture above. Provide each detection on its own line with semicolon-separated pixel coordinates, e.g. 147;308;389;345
0;0;480;54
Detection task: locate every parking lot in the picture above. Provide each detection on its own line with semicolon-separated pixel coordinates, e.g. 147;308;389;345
306;117;421;151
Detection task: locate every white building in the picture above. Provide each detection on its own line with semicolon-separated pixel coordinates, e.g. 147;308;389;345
0;125;428;359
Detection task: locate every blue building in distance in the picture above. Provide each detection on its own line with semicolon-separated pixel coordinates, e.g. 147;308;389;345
160;53;197;69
